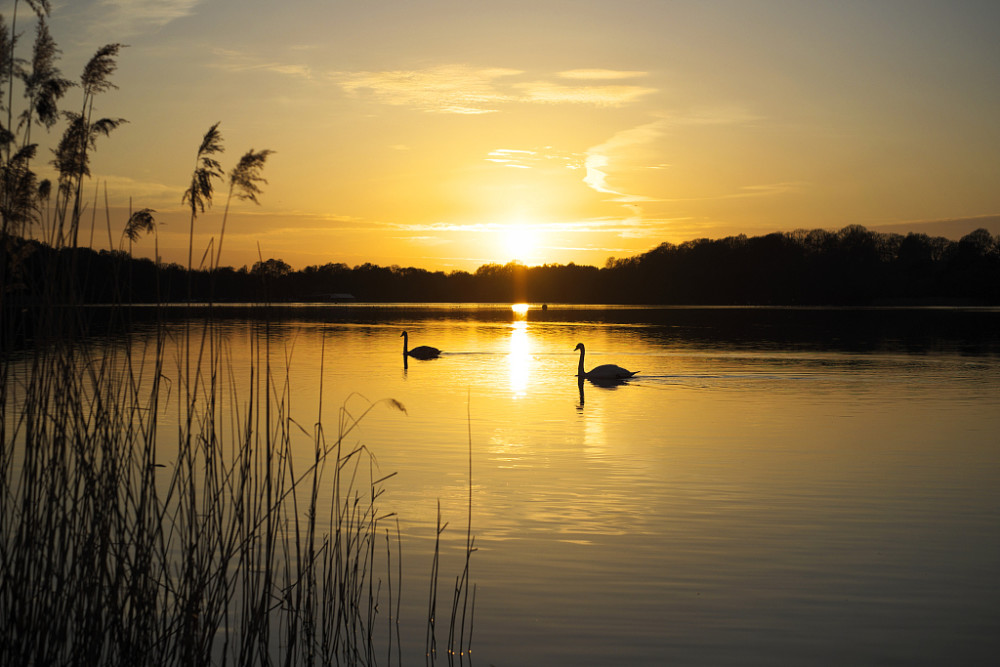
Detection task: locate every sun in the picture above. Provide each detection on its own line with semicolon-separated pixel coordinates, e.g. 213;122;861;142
503;222;541;264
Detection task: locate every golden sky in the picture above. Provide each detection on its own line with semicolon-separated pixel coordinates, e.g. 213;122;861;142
23;0;1000;270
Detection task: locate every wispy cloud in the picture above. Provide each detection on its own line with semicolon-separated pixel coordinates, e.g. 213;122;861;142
558;69;648;80
92;174;186;205
395;235;453;246
583;106;763;205
380;216;688;238
871;214;1000;238
512;80;655;106
659;182;804;203
513;68;655;106
584;120;668;198
95;0;202;35
724;182;801;199
210;48;312;78
332;65;521;114
331;65;655;114
668;106;763;127
485;147;582;170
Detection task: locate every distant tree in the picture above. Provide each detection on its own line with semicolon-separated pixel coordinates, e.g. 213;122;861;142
251;257;291;279
958;228;996;257
8;222;1000;306
947;229;1000;300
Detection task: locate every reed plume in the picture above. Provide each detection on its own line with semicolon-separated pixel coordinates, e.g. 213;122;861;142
216;148;273;269
122;206;156;243
49;43;125;247
19;16;73;145
182;122;224;278
25;0;53;18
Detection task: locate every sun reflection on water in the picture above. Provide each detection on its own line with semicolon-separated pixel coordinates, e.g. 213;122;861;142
509;320;530;397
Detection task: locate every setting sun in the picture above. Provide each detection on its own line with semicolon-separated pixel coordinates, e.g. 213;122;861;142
503;223;542;264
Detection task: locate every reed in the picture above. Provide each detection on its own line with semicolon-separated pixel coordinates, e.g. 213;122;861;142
425;398;477;667
0;7;474;665
0;300;411;666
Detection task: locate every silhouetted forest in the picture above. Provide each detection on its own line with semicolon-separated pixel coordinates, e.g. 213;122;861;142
4;225;999;306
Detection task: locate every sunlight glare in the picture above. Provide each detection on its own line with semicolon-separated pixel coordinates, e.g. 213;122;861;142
503;222;541;264
511;303;529;316
509;320;530;397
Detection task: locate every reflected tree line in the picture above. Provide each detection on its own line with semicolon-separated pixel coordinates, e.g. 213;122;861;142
3;224;999;305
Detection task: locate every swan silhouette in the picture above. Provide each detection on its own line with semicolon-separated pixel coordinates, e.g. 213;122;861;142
401;331;441;360
575;342;638;380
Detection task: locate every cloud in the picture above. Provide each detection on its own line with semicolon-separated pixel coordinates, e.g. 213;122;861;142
485;147;582;170
669;106;763;127
872;214;1000;239
584;120;668;197
332;65;521;114
380;215;688;239
209;48;312;78
659;182;804;203
583;152;614;194
725;183;801;199
558;69;648;80
512;81;656;106
397;235;453;246
582;107;762;203
331;64;656;114
87;174;185;205
95;0;202;34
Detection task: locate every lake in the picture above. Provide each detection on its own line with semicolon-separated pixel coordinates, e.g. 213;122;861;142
27;304;1000;665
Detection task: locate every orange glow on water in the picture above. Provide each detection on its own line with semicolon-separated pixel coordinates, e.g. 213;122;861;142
508;320;530;397
511;303;530;316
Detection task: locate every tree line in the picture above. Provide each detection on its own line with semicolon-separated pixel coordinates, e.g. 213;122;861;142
4;224;999;306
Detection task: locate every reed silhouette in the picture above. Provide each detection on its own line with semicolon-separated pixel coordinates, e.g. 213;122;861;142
216;147;273;270
0;7;474;664
182;122;224;288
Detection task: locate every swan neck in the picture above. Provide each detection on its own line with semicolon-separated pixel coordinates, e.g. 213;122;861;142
577;346;585;376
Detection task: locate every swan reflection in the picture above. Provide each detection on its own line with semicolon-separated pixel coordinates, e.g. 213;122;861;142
577;375;631;408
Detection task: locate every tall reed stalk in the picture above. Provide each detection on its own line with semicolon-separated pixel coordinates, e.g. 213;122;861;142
425;397;477;667
1;9;474;665
1;291;409;665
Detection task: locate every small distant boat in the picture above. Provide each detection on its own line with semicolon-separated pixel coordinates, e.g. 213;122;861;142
401;331;441;360
574;343;638;380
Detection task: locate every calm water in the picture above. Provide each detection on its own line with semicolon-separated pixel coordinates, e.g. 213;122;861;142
89;306;1000;663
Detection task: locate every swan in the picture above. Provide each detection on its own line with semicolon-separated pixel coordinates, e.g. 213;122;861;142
575;342;638;380
401;331;441;360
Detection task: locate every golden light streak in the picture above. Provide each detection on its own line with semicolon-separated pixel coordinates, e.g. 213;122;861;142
508;320;530;398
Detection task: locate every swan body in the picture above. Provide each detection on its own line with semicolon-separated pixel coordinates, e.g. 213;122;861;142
401;331;441;360
575;342;638;379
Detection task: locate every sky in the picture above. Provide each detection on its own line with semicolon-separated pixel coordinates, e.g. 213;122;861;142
10;0;1000;271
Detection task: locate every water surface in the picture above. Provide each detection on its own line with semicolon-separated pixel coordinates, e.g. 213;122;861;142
113;306;1000;663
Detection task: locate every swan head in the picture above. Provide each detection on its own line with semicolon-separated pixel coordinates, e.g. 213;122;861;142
574;343;584;352
400;331;407;338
